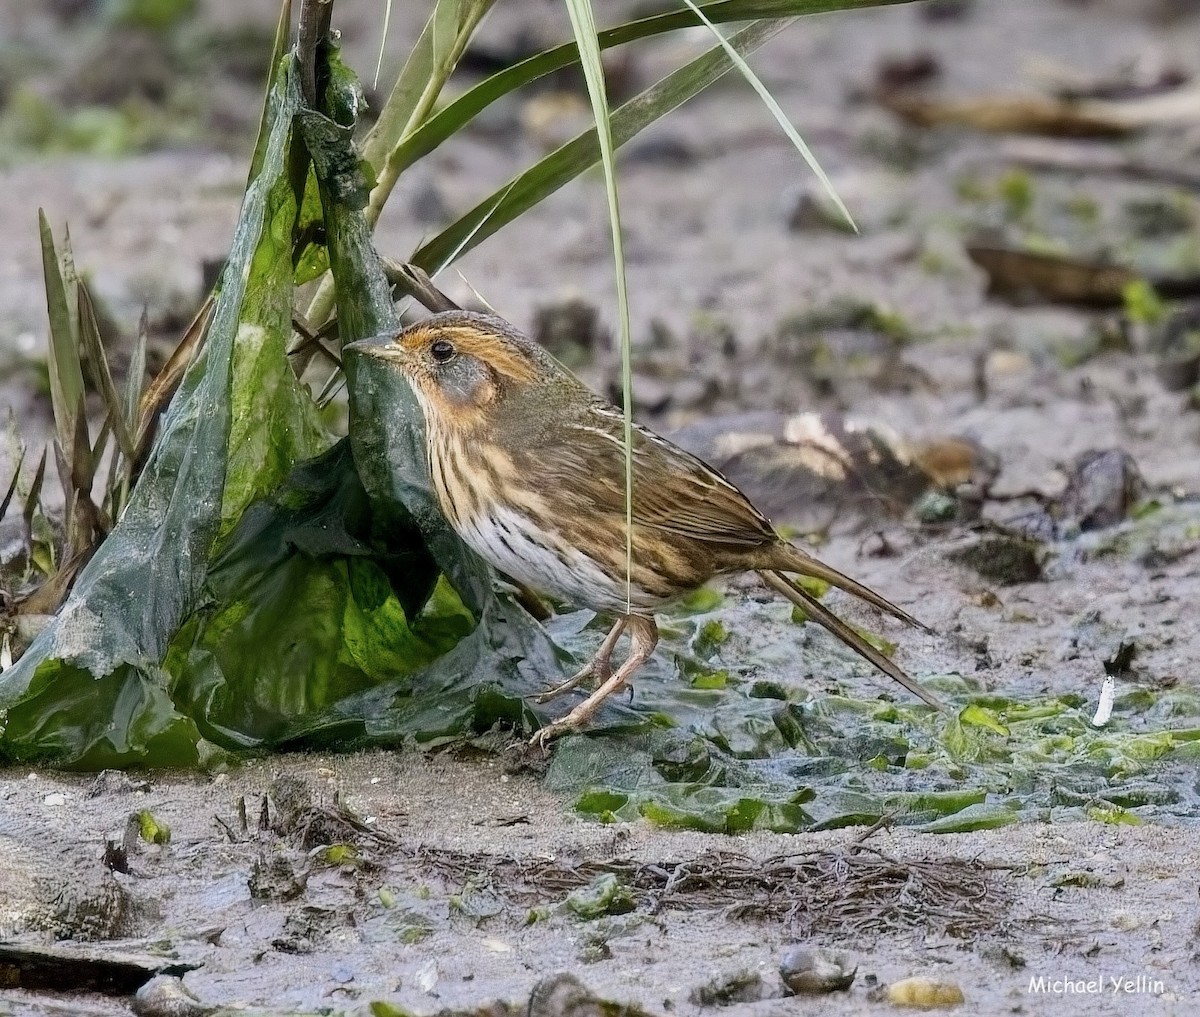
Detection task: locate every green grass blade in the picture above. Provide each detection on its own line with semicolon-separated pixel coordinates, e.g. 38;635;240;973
303;0;494;328
76;282;136;459
562;0;635;609
0;448;23;522
360;0;495;221
413;19;787;272
681;0;855;230
246;0;294;186
382;0;914;185
125;310;148;438
38;211;85;466
374;0;393;89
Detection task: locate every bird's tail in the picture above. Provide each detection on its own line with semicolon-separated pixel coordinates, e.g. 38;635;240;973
759;557;946;712
768;545;932;633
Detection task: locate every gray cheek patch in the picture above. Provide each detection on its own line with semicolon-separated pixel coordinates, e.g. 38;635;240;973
438;359;492;407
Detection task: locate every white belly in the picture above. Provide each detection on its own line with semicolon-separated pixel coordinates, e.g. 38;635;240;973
456;504;658;614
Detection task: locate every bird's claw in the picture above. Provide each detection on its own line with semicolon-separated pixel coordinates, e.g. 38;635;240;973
529;721;571;751
533;662;612;704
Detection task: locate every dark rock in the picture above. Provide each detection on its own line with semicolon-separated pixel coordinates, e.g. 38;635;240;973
533;299;608;369
47;0;102;23
200;24;277;84
1150;305;1200;392
875;52;942;93
689;969;774;1006
628;374;673;415
68;30;173;105
267;774;314;833
1124;195;1194;238
947;533;1045;584
248;853;305;901
32;869;141;940
1059;449;1146;531
1103;639;1137;677
410;179;451;226
920;0;976;20
87;770;152;797
529;972;656;1017
785;186;857;233
624;134;698;167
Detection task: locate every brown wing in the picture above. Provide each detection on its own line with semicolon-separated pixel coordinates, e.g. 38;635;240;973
563;402;779;550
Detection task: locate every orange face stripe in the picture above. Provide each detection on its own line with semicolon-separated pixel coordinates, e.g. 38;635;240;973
398;324;540;386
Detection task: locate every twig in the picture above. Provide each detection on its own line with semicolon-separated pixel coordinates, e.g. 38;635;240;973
297;0;335;109
852;812;894;845
380;258;461;312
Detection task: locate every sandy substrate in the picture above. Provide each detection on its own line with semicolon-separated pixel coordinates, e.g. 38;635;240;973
1;752;1197;1016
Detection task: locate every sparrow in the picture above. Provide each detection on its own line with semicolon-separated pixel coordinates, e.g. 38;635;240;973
346;311;943;746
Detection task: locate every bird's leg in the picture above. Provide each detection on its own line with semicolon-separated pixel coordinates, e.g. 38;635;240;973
534;617;627;704
531;615;658;748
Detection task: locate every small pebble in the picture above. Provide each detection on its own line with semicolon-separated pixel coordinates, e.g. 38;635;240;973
887;977;965;1007
914;490;957;524
780;947;856;994
132;975;214;1017
43;792;66;806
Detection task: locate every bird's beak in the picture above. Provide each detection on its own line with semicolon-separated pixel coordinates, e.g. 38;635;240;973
343;334;408;363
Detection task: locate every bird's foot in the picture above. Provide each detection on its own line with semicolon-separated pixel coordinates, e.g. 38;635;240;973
529;679;627;750
533;659;611;704
528;718;576;751
529;615;657;750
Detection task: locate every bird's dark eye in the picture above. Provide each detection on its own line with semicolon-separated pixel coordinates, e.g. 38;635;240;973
430;339;456;364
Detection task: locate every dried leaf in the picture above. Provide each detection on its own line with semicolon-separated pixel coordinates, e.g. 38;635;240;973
882;93;1134;138
968;246;1137;305
134;294;214;467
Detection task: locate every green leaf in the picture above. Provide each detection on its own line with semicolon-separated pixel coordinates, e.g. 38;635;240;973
38;212;86;466
1088;804;1143;826
563;873;635;919
691;671;729;690
136;809;171;844
386;1;916;188
681;0;853;229
916;801;1020;834
360;0;495;188
960;703;1011;737
563;0;635;611
245;0;294;186
413;19;790;274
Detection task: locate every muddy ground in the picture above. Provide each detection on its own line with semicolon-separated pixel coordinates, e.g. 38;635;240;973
3;0;1200;1014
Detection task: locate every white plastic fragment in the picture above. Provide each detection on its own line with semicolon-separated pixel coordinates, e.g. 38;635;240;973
1092;675;1116;727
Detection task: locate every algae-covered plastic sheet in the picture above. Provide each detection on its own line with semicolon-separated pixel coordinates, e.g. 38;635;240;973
544;589;1200;835
0;44;325;767
0;41;563;767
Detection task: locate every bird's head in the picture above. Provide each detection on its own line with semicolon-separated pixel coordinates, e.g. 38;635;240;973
345;311;553;429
